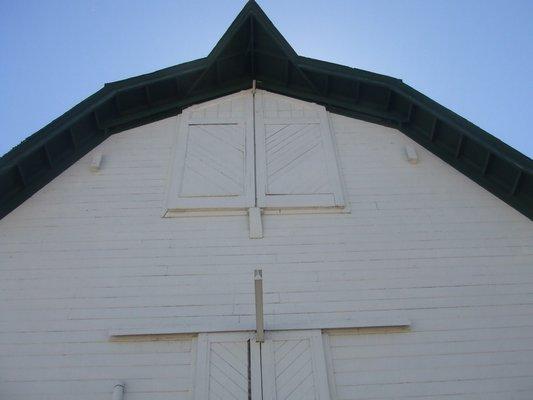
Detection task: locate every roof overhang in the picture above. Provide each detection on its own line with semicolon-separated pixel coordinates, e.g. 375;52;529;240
1;0;532;219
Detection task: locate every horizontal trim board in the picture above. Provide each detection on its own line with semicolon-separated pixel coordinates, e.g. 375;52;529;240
108;315;411;338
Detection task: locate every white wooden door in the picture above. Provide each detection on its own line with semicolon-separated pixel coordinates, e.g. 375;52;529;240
194;332;261;400
166;91;255;210
261;330;331;400
194;330;331;399
167;89;346;213
254;90;345;209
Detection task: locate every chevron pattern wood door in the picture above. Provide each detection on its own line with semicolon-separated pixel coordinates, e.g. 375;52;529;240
255;90;345;209
261;330;331;400
264;122;331;196
167;89;345;212
180;123;245;197
194;333;262;400
166;91;255;211
194;331;330;399
207;340;249;399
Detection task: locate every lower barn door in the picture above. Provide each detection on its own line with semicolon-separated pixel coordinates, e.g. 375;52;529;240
194;332;261;400
261;330;331;400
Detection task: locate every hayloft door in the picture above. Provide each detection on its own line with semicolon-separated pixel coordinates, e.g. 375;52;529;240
166;91;256;211
167;89;346;215
254;90;345;209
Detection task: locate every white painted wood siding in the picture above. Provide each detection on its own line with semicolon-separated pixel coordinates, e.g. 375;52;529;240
0;94;532;399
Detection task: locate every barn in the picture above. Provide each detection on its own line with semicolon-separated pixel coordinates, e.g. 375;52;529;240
1;1;532;399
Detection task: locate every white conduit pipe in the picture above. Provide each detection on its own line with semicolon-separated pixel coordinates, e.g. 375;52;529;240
112;382;125;400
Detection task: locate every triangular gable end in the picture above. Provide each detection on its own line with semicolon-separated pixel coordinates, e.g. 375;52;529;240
0;0;531;220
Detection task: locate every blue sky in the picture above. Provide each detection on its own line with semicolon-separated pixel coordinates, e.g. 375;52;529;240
1;0;531;157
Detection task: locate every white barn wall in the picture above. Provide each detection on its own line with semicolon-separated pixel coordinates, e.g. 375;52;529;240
0;104;532;399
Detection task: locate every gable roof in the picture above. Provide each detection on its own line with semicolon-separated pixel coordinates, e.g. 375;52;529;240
1;0;532;220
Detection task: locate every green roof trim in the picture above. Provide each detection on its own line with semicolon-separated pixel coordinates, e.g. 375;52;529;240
1;0;532;219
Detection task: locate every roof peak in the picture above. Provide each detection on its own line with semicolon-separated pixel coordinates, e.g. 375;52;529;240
0;2;531;219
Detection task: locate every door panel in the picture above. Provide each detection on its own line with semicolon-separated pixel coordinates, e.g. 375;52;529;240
254;90;345;209
264;122;331;196
261;330;331;400
166;91;255;210
181;122;246;198
208;340;248;399
194;332;261;400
